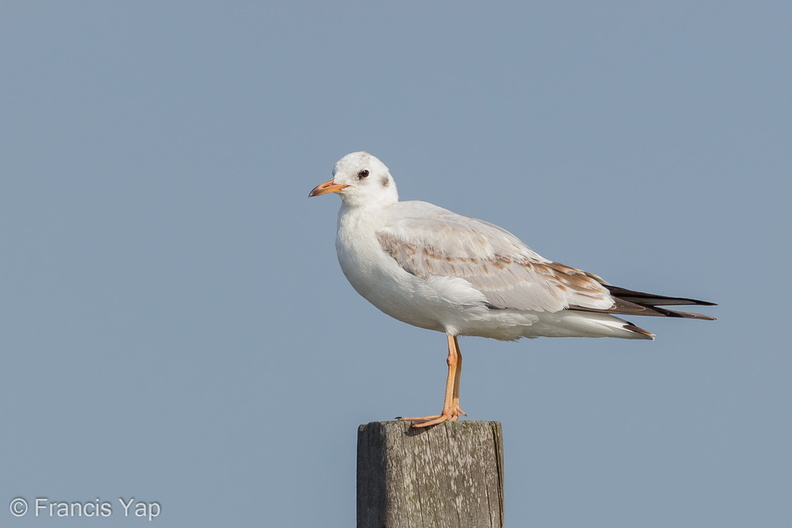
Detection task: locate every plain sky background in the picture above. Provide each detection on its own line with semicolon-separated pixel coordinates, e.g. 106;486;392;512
2;2;790;527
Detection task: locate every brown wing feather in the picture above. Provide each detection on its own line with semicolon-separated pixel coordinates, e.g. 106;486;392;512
375;202;716;320
376;229;615;313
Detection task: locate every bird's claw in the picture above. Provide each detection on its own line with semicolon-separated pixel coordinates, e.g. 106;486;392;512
398;407;466;428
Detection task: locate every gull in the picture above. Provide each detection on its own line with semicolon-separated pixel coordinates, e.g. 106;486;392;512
309;152;715;427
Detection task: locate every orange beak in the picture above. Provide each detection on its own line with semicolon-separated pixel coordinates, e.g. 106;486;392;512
308;179;349;197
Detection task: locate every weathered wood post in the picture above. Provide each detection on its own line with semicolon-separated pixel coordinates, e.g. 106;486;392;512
357;421;504;528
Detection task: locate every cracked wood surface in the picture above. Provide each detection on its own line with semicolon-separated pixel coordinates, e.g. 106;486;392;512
357;421;504;528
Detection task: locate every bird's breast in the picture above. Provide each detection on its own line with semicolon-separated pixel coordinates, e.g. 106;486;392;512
334;211;451;332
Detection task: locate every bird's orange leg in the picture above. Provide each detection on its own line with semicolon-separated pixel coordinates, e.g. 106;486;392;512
450;335;464;416
399;334;467;427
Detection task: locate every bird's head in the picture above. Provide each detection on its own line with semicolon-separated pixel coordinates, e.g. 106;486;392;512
309;152;398;207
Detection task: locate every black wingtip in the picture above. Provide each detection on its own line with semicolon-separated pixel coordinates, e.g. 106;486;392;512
604;285;717;307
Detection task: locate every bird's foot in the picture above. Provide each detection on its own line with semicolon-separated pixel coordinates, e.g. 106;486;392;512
397;407;467;428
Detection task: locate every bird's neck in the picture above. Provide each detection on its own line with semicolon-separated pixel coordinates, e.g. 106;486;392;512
340;190;399;209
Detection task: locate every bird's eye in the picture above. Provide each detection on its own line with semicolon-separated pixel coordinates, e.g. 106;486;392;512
357;169;370;179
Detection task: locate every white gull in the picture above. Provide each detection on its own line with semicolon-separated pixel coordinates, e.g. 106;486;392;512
309;152;715;427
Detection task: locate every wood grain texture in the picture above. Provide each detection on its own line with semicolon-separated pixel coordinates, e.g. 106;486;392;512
357;421;504;528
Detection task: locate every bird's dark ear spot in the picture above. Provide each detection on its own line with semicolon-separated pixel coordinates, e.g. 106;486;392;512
381;177;389;188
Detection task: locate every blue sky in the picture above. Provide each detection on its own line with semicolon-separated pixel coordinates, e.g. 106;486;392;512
2;2;790;527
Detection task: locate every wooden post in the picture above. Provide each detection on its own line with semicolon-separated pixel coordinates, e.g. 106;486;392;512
357;420;504;528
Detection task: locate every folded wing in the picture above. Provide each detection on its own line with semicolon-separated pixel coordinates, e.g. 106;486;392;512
376;202;715;320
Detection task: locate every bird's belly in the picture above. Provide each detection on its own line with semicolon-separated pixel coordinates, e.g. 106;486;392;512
337;240;538;338
340;257;448;332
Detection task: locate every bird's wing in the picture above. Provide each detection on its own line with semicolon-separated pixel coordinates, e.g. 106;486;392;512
376;202;614;313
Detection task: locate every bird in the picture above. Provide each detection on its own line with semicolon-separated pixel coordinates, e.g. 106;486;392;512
309;152;716;427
